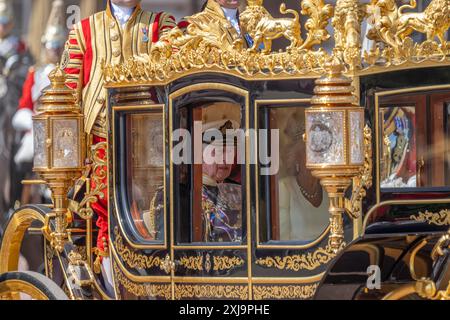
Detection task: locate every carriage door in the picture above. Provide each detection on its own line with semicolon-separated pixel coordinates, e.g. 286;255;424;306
169;83;252;300
109;101;173;300
252;100;356;300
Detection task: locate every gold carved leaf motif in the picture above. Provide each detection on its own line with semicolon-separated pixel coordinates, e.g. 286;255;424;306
179;256;204;271
255;240;343;271
103;0;335;84
113;227;164;271
102;0;449;83
411;210;450;226
174;284;249;300
253;283;319;300
113;261;171;299
213;256;245;271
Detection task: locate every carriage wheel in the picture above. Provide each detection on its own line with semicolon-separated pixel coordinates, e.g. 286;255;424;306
0;207;46;274
0;271;69;300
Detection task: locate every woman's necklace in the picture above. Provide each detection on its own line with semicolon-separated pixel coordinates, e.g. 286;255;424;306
296;173;321;203
297;182;319;200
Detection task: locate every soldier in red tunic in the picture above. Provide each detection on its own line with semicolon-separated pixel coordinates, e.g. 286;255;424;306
61;0;176;277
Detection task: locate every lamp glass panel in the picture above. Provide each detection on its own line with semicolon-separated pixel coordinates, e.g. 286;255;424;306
349;110;364;165
52;118;80;168
306;111;345;165
33;119;47;168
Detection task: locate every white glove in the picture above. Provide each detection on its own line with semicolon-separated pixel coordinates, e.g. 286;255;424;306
14;131;34;165
12;108;33;132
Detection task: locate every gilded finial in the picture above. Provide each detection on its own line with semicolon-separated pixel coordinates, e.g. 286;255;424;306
246;0;263;6
311;56;358;106
323;56;346;77
48;64;67;89
39;64;78;113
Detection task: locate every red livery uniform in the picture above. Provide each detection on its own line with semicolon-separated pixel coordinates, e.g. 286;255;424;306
61;1;176;260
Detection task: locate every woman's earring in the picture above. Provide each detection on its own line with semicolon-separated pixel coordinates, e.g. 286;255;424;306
296;164;300;173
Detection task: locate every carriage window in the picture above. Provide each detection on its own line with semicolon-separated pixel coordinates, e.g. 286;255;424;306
379;90;450;189
126;112;165;241
174;102;244;244
258;106;329;243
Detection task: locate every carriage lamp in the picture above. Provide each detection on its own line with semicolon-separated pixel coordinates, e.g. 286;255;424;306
305;59;366;252
33;65;85;252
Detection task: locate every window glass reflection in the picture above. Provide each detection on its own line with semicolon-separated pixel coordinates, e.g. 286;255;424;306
259;106;330;243
174;102;244;244
126;112;165;241
380;106;417;188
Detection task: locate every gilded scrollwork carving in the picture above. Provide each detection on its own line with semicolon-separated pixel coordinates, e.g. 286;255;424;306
411;210;450;226
178;256;204;271
174;284;249;300
113;227;165;271
102;0;449;84
213;256;245;271
73;141;108;220
255;240;345;271
253;283;319;300
103;0;335;84
112;261;171;299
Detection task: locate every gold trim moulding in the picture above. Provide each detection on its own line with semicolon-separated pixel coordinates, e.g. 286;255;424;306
104;64;323;88
252;273;324;284
173;245;247;250
21;180;47;185
173;277;249;284
112;104;165;112
103;57;450;88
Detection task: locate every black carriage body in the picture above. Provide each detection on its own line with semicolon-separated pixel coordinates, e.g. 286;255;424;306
316;66;450;300
107;74;358;300
106;65;450;300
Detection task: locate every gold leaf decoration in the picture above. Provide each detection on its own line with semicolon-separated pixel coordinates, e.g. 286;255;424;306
179;256;204;271
102;0;450;85
411;210;450;226
174;284;249;300
213;256;245;271
255;240;343;271
253;283;319;300
112;261;171;299
113;227;163;270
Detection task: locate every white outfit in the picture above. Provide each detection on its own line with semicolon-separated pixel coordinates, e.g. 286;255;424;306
279;176;330;241
222;7;241;35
